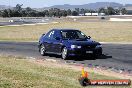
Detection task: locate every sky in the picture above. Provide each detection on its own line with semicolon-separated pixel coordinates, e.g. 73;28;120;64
1;0;132;8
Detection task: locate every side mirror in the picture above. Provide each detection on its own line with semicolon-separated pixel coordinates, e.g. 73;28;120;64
41;34;45;38
42;34;45;36
87;36;91;39
55;37;60;40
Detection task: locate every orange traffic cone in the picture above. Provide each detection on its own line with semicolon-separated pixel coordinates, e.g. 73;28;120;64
81;67;88;78
79;67;90;86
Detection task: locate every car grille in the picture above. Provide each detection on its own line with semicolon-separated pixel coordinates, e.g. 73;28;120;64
83;45;96;50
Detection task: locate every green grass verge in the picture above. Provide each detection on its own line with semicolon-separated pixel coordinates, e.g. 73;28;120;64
0;21;132;42
0;56;131;88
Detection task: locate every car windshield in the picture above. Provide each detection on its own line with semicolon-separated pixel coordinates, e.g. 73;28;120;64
61;30;88;40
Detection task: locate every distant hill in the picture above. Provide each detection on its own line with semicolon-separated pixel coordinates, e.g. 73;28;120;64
1;2;132;11
0;5;11;10
42;2;123;10
124;4;132;10
125;4;132;7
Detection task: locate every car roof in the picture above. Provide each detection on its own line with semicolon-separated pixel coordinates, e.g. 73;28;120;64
51;29;79;31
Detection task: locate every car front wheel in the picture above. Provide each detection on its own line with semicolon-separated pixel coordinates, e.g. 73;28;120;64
40;45;46;56
62;47;69;60
93;53;102;58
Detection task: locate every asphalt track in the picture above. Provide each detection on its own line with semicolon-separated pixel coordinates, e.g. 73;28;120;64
0;22;35;26
0;18;54;26
0;41;132;73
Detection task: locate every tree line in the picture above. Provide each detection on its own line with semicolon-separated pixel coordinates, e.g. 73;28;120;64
0;4;127;17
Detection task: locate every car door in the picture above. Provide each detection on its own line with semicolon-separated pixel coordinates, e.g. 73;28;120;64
51;31;63;53
46;30;56;52
43;30;55;52
44;30;62;53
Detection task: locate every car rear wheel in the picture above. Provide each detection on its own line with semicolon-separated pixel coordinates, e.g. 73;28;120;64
62;47;68;60
40;45;46;56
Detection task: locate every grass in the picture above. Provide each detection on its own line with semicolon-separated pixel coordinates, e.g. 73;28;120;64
0;56;131;88
0;21;132;42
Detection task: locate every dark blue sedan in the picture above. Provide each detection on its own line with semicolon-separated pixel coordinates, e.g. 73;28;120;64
38;29;102;60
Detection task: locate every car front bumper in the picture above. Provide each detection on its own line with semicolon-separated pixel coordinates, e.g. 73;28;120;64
67;47;102;56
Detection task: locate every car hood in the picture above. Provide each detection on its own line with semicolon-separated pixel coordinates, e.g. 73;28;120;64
63;39;101;46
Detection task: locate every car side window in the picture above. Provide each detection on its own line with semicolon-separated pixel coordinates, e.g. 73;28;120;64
53;31;60;38
61;31;67;38
77;31;86;39
45;31;55;39
44;31;50;38
45;30;61;40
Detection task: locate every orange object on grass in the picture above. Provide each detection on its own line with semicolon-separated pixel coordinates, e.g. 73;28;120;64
81;67;88;78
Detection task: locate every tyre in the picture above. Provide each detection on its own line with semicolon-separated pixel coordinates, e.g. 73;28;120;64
62;47;68;60
93;53;102;59
93;54;99;59
40;44;46;56
93;50;102;58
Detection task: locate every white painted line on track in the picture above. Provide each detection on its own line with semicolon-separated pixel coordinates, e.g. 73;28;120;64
0;22;59;27
6;25;22;27
45;59;57;62
36;23;49;25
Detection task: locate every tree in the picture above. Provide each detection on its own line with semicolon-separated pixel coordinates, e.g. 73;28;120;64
15;4;23;12
25;7;32;12
0;11;2;17
89;9;96;13
25;7;32;16
2;9;9;17
1;4;127;17
29;11;37;17
84;9;90;13
37;11;45;17
24;7;37;17
80;8;85;15
12;10;21;17
107;7;115;15
67;9;72;16
114;9;120;15
7;9;13;17
75;8;79;15
72;11;78;16
121;8;127;15
44;10;49;17
21;10;27;17
12;4;23;17
49;8;55;17
98;8;106;13
54;8;60;17
61;10;67;17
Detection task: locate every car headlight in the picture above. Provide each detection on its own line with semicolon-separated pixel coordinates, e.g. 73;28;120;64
96;45;102;48
71;45;81;49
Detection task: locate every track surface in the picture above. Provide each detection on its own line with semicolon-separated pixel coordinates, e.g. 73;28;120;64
0;18;54;26
0;41;132;72
0;22;36;26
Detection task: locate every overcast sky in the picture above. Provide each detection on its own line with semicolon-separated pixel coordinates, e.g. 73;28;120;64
1;0;132;8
